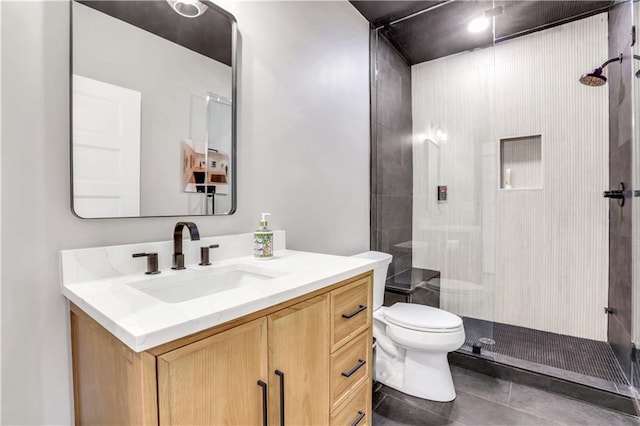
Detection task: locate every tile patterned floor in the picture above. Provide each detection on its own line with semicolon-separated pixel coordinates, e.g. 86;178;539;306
462;317;628;385
373;366;640;426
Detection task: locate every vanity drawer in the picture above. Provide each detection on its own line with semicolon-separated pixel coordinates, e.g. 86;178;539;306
331;276;371;350
331;331;370;410
330;381;370;426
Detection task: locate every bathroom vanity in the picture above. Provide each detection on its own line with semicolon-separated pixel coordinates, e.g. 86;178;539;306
62;232;374;425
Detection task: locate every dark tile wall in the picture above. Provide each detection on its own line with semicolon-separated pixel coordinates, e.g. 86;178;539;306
607;1;633;380
370;31;413;278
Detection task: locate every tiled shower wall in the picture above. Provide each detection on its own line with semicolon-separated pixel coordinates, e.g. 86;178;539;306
370;32;413;278
607;1;633;378
411;14;609;339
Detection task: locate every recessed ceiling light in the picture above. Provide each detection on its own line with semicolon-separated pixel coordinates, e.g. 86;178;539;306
166;0;208;18
468;16;490;33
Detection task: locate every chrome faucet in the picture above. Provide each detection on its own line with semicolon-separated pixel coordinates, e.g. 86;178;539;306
172;221;200;270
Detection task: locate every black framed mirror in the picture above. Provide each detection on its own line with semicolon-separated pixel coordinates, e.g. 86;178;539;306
71;0;237;218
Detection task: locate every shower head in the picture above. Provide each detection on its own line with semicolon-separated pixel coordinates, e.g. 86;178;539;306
579;68;607;86
579;54;622;87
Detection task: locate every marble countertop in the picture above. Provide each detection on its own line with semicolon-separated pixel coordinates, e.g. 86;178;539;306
62;241;375;352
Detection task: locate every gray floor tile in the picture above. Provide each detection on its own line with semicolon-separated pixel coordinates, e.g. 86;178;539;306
378;384;446;416
373;411;404;426
508;382;640;426
374;394;463;426
374;387;387;411
439;389;561;426
373;367;640;426
450;365;512;405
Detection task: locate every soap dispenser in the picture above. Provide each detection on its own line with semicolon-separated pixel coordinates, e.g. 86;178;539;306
254;213;273;259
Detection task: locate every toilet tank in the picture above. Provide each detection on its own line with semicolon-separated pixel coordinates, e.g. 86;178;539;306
351;251;392;310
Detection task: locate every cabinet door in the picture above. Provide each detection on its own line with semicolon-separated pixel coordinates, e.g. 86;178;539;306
158;318;268;425
268;294;330;426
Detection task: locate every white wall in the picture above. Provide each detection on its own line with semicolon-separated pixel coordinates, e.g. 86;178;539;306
413;14;609;340
0;1;370;424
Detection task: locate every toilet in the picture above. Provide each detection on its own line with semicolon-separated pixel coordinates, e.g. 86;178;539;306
352;251;465;402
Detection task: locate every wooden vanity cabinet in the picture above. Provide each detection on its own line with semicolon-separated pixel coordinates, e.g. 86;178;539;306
157;318;269;425
329;275;373;426
268;295;330;425
70;271;372;426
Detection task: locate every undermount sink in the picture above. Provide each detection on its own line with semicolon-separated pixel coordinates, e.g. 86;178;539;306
127;263;288;303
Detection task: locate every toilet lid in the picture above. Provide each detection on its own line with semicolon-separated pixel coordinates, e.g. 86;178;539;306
383;303;463;332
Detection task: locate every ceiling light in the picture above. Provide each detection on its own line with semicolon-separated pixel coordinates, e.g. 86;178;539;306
166;0;208;18
468;16;490;33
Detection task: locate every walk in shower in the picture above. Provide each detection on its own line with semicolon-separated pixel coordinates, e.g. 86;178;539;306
363;0;639;412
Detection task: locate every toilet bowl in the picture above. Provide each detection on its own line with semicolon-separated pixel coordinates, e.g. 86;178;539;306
352;251;465;402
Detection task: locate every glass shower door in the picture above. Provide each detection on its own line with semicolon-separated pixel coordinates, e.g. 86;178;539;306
406;7;498;358
631;0;640;402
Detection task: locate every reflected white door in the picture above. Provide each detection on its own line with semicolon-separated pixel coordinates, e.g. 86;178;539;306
72;74;141;217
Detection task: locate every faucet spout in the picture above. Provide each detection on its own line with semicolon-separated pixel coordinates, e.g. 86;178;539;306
172;221;200;270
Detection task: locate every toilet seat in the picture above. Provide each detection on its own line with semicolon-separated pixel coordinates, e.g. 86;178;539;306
383;303;463;333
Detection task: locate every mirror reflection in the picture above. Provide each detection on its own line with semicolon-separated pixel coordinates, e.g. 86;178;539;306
71;0;236;218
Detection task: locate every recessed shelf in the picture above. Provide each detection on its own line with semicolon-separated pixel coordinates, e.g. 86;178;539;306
500;135;542;190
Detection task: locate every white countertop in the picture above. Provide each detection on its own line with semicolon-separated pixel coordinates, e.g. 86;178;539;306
62;237;375;352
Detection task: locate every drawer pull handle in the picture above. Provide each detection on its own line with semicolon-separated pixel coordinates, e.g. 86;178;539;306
342;305;367;319
275;370;285;426
257;380;268;426
341;359;366;377
351;410;366;426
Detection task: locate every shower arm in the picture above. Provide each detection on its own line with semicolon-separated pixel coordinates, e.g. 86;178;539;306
600;54;623;69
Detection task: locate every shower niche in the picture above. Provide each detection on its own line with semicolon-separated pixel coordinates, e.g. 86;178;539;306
499;135;542;190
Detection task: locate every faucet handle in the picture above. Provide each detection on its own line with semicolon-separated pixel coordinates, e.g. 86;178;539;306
132;252;161;275
199;244;220;266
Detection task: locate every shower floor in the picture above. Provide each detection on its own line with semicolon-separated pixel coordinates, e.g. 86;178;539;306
461;317;634;396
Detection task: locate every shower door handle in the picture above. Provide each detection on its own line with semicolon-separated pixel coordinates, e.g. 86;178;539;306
603;190;624;198
603;183;625;206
